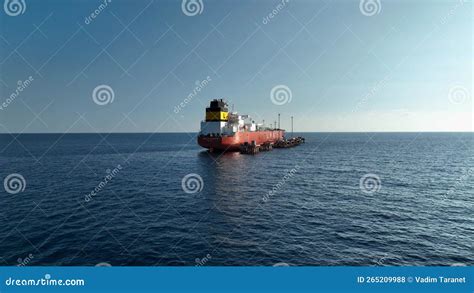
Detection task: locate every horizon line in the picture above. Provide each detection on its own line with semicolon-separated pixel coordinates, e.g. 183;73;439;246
0;131;473;135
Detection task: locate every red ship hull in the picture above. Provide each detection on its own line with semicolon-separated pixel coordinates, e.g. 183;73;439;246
198;130;285;152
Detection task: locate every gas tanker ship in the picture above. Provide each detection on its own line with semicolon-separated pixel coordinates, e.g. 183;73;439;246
197;99;284;152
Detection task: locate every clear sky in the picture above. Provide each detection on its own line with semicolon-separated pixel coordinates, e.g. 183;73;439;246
0;0;472;133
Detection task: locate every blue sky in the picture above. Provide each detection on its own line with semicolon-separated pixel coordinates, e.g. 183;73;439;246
0;0;472;132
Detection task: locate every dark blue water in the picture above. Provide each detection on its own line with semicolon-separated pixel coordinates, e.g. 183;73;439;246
0;133;472;266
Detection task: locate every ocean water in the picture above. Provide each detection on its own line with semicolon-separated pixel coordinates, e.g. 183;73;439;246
0;132;472;266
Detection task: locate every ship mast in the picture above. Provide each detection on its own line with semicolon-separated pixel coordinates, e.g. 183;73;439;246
291;116;294;137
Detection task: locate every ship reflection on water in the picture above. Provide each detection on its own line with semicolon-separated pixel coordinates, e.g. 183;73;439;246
197;150;251;217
